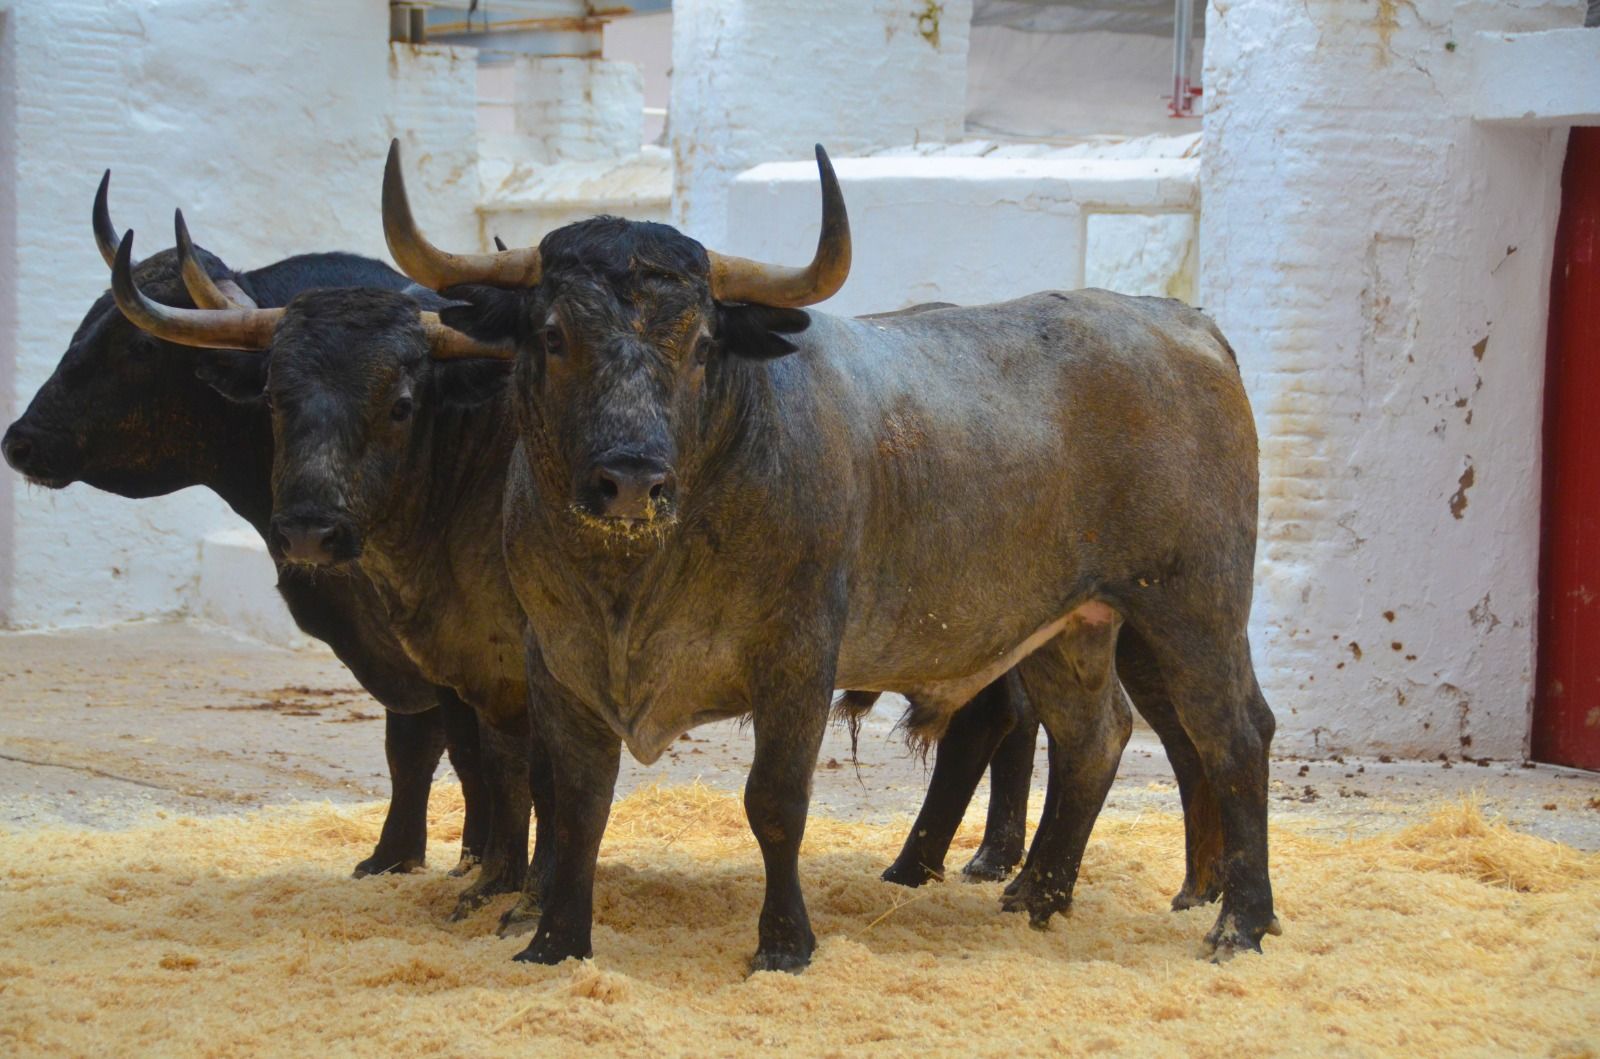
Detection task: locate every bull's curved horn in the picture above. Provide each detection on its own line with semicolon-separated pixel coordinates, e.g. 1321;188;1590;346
174;210;259;310
111;232;281;350
383;139;542;290
705;145;850;308
93;170;129;270
493;235;508;252
420;313;516;361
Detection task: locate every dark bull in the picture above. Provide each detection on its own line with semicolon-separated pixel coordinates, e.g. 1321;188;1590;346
386;141;1270;972
0;177;491;879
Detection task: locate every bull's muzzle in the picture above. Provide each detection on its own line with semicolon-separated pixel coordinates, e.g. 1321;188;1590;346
269;513;361;566
584;456;675;522
2;420;77;488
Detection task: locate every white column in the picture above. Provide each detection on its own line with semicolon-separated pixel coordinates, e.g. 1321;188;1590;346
1200;0;1586;758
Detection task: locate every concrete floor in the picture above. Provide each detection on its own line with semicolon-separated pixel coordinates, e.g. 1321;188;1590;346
2;621;1597;850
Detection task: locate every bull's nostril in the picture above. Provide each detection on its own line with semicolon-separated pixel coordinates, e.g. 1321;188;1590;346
599;478;619;499
648;482;664;501
6;437;33;465
271;529;292;555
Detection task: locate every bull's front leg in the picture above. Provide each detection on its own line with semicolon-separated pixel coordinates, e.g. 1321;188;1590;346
450;710;531;920
496;722;558;938
354;707;445;877
437;688;490;876
513;675;620;965
745;666;834;974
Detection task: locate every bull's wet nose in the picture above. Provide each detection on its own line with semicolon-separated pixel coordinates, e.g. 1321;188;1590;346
1;426;35;472
270;516;352;565
590;459;673;520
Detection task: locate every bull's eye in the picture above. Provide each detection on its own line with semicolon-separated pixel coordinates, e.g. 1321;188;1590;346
541;327;565;357
390;396;414;422
692;336;712;365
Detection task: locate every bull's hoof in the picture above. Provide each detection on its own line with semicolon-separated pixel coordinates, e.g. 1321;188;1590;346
496;893;541;938
449;873;519;922
999;869;1072;929
881;857;941;888
961;845;1020;883
1171;879;1223;911
352;850;424;878
749;947;812;975
512;931;590;966
1202;906;1281;962
447;851;483;878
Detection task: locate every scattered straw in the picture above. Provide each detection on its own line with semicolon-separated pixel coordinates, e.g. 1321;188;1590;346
1;784;1596;1057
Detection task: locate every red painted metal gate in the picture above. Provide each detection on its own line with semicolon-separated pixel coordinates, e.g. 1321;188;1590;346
1535;127;1600;770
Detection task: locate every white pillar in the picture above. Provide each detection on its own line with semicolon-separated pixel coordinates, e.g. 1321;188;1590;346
1200;0;1586;758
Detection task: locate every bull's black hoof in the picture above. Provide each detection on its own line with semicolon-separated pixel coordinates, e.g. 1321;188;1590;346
496;893;541;938
447;851;483;878
513;931;590;966
881;857;941;888
1202;904;1281;961
450;872;519;922
1171;879;1223;911
749;947;812;975
960;845;1020;883
999;869;1072;928
352;850;424;878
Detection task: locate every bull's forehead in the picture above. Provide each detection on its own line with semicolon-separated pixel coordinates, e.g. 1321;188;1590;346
553;274;708;345
269;325;416;403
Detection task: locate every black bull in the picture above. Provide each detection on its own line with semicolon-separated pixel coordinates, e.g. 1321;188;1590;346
0;184;492;880
386;144;1275;972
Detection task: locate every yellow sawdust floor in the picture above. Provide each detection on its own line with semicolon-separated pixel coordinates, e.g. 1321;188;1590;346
1;784;1596;1058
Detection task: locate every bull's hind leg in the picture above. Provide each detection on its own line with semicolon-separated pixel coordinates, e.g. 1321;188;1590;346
1130;610;1278;958
354;707;445;877
882;677;1029;886
963;673;1039;881
1115;629;1224;910
1000;620;1129;927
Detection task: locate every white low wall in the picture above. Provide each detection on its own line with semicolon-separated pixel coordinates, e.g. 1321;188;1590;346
725;155;1199;316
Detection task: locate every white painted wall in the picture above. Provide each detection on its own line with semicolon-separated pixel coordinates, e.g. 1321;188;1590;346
1200;0;1588;759
670;0;971;247
0;0;481;629
726;155;1199;316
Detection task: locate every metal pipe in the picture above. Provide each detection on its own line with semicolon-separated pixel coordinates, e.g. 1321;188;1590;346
1171;0;1195;118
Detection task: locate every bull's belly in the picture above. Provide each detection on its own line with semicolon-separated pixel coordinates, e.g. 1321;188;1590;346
836;600;1117;717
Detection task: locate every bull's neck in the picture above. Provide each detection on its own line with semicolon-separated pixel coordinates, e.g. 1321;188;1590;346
363;392;518;604
185;397;278;533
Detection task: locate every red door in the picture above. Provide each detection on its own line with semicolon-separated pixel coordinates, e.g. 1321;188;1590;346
1535;126;1600;770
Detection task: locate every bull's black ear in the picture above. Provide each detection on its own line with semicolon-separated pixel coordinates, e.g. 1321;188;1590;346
435;358;511;408
194;349;267;404
437;284;527;345
718;304;811;361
